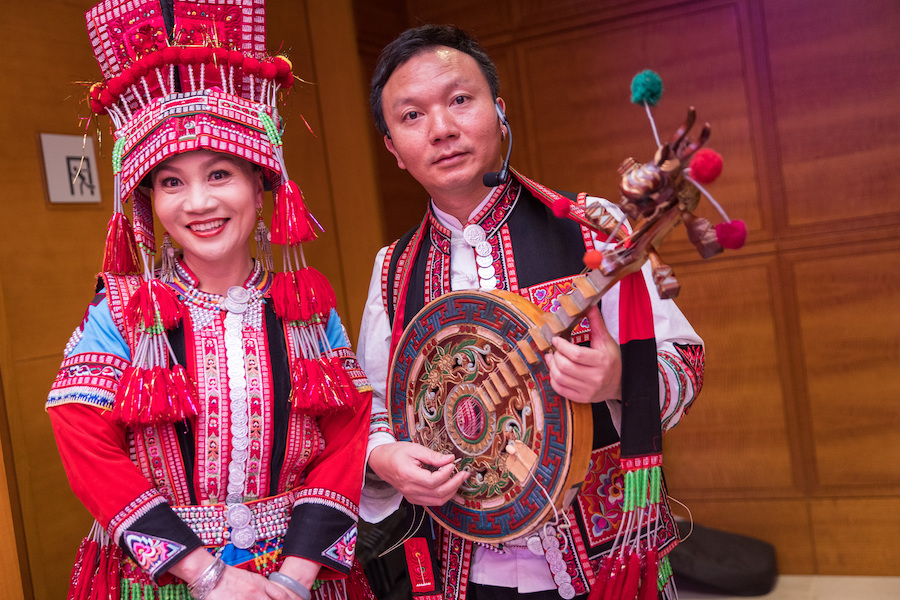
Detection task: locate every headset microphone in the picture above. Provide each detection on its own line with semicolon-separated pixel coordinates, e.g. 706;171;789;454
483;101;513;187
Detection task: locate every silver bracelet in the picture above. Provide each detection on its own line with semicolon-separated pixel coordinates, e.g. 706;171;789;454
187;557;226;600
268;571;312;600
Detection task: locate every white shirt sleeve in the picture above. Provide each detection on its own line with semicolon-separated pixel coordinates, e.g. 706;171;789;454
357;246;405;523
584;196;704;433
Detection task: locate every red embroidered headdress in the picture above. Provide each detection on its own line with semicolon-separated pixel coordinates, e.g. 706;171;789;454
84;0;349;425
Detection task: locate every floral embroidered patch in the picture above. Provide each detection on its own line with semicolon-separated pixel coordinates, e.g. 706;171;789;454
322;524;357;569
123;532;185;577
521;275;591;344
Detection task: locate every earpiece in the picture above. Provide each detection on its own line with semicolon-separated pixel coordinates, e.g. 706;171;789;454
483;101;513;187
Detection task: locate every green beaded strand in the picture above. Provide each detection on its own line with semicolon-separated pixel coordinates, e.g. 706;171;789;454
635;468;649;509
112;136;127;175
649;465;662;504
657;555;673;590
258;108;282;147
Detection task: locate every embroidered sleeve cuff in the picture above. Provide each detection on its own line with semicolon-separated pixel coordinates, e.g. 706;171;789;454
658;342;705;431
284;490;359;575
118;503;203;582
46;352;131;411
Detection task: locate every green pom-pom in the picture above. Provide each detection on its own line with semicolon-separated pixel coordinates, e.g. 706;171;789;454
631;69;663;106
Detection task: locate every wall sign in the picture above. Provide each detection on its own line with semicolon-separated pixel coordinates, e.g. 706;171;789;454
40;133;102;204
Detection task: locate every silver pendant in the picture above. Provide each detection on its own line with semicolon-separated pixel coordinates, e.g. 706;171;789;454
463;224;487;246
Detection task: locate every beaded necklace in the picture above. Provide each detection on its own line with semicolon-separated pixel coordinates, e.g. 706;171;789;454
172;260;268;331
171;258;269;548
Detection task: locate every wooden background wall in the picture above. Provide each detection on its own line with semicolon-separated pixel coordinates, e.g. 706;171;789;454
0;0;897;598
354;0;900;579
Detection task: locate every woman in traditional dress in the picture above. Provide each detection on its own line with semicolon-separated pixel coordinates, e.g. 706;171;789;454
46;2;373;599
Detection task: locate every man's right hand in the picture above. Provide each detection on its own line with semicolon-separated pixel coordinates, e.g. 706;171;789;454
368;441;469;506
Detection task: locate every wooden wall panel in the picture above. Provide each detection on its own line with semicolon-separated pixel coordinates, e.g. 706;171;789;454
792;244;900;490
811;498;900;576
515;3;762;253
404;0;511;37
677;499;816;574
764;0;900;230
663;257;794;494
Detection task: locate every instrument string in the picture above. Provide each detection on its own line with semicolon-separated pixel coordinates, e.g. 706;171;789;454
377;504;427;558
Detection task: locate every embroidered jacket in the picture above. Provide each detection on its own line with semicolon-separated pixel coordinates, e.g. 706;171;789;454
357;172;704;598
48;261;373;597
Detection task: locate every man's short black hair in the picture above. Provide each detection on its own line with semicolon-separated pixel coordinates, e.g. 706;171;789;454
370;24;500;136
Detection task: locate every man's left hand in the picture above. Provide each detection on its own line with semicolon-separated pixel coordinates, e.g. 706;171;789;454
544;304;621;404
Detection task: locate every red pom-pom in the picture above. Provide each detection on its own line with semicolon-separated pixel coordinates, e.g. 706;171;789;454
180;47;200;64
242;57;261;76
259;61;278;80
714;220;747;249
583;250;603;270
552;197;571;219
227;50;245;67
145;50;165;70
273;55;292;79
99;88;114;107
212;47;229;65
161;46;180;64
107;77;125;96
689;148;723;184
131;58;149;78
119;67;136;89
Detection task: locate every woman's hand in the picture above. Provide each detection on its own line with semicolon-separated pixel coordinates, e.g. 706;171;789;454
369;441;468;506
206;566;270;599
169;548;269;599
265;556;320;600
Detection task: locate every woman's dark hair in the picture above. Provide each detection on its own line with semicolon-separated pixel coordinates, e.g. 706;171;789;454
369;24;500;136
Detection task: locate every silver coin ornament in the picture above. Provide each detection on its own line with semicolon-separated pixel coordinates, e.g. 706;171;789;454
463;224;487;246
226;503;252;528
557;582;576;599
527;536;545;556
231;525;257;549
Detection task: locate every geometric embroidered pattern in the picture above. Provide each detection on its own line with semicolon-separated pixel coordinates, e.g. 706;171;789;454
46;352;130;411
674;342;705;391
294;488;358;520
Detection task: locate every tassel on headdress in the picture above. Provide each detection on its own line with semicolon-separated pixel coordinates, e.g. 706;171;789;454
101;137;141;275
256;101;360;416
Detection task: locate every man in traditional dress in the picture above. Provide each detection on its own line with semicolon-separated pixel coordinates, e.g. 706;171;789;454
357;24;705;600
